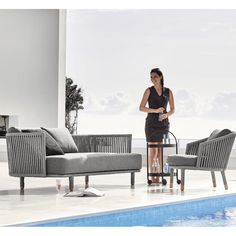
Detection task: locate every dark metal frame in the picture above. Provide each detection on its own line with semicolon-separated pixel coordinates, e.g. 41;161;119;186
146;130;180;185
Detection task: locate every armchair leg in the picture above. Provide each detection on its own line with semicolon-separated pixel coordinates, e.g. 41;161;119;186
221;171;228;190
211;171;216;187
131;172;135;189
69;176;74;192
181;169;185;191
20;177;25;191
85;175;89;188
170;168;174;188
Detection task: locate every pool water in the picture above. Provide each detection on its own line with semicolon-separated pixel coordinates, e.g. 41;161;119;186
15;193;236;227
165;206;236;226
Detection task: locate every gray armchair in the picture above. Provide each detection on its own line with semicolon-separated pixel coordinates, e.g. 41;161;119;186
167;129;236;191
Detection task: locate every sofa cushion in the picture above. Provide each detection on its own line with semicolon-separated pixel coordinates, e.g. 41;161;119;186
41;127;78;153
7;127;21;133
46;152;142;175
43;131;64;156
167;154;197;167
207;129;232;141
22;129;64;156
207;129;220;141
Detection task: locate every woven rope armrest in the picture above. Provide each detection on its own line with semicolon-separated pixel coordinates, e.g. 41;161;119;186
6;132;46;177
196;133;236;169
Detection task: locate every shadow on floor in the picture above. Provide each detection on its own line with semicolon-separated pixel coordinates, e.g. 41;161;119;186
0;183;143;195
0;186;60;196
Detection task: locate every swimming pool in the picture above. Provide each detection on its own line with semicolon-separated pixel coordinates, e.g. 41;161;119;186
14;193;236;227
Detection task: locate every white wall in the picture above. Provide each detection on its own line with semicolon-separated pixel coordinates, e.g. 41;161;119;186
0;9;66;128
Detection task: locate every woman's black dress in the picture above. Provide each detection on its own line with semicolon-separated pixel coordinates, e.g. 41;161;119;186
145;86;170;142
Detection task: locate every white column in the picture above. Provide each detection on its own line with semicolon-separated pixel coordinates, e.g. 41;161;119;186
57;9;67;128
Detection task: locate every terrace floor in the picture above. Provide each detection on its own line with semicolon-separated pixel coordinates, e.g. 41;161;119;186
0;162;236;226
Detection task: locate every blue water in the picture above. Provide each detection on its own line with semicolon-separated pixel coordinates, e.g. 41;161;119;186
15;193;236;227
165;206;236;226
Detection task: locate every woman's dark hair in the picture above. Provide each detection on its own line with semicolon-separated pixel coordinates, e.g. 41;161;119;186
150;68;164;95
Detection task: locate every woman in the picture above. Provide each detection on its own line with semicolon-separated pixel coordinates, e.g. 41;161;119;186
139;68;175;184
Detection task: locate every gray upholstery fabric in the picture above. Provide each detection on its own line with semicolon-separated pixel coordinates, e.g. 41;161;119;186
207;129;220;141
22;129;41;133
41;127;78;153
22;129;64;156
72;135;92;153
167;154;197;167
208;129;232;141
46;152;142;175
43;132;64;156
7;127;21;133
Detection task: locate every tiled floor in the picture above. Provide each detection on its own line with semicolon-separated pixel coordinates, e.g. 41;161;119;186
0;162;236;226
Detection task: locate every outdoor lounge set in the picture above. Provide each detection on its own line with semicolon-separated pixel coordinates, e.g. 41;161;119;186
6;127;142;192
5;127;236;193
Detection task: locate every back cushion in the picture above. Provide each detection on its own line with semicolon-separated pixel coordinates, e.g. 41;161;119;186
42;131;65;156
207;129;220;141
15;128;64;156
208;129;232;141
7;127;21;133
22;128;42;133
41;127;78;153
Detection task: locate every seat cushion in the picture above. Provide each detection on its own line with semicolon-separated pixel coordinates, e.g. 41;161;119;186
167;154;197;167
41;127;78;153
46;152;142;175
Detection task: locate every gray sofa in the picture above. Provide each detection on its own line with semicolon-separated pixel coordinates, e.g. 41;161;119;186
6;128;142;192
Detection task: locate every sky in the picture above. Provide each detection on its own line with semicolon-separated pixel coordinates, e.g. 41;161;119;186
66;9;236;139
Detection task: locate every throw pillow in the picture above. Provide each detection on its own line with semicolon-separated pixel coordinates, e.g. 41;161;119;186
208;129;232;141
41;127;78;153
7;127;21;133
43;131;65;156
207;129;220;141
22;129;64;156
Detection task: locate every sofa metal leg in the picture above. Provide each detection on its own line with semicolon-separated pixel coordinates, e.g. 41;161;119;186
211;171;216;187
170;168;174;188
85;175;89;188
20;177;25;191
69;176;74;192
181;169;185;191
131;172;135;188
221;170;228;190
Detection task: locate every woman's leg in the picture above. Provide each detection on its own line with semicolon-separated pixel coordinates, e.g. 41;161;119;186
147;142;160;183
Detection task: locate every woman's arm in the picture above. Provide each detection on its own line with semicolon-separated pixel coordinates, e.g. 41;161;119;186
166;89;175;117
139;88;164;113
